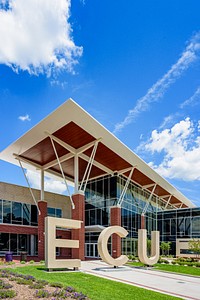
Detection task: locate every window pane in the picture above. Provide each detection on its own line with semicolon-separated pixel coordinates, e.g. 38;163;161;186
192;217;200;234
47;207;55;217
10;234;18;255
0;233;9;254
31;205;38;226
23;204;30;225
19;234;27;251
12;202;22;224
3;200;11;223
56;208;62;218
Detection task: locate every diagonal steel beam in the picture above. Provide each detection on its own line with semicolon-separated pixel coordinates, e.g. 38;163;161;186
43;153;75;170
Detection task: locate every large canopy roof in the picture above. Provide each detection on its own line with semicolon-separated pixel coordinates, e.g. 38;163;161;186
0;99;194;209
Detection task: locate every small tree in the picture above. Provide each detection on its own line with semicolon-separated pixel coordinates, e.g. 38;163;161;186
188;239;200;258
160;242;171;256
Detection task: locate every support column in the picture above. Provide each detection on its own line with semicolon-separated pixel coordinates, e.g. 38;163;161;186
110;206;121;258
141;214;146;229
38;201;47;260
71;193;85;261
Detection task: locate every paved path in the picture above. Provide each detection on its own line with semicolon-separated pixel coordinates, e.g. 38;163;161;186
80;260;200;300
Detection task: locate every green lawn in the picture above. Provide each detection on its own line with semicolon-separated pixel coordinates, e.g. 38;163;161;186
7;265;181;300
155;264;200;276
127;261;200;277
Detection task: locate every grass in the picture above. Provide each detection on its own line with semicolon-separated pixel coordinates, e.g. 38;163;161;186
154;264;200;276
127;261;200;277
6;265;180;300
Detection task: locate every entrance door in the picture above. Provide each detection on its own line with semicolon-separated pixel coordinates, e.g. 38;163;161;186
85;243;99;258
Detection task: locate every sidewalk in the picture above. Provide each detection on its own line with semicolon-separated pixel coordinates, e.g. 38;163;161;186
80;260;200;300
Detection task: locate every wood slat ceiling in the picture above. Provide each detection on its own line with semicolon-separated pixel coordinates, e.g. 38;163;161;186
19;121;183;206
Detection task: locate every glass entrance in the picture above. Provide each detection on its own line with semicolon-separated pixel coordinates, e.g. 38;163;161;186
85;243;99;258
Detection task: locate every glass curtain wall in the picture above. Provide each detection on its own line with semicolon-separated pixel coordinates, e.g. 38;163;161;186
158;208;200;255
85;174;161;256
0;199;38;226
0;233;38;256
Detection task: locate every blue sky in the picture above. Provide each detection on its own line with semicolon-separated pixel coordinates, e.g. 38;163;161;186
0;0;200;205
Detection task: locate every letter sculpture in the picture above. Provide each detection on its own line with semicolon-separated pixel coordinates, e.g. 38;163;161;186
45;216;82;270
98;226;128;267
138;229;160;265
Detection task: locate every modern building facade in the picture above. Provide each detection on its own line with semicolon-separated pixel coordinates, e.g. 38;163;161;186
0;99;199;260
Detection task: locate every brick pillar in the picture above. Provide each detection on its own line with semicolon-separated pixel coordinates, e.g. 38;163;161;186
38;201;47;260
110;206;121;258
141;214;146;229
71;193;85;261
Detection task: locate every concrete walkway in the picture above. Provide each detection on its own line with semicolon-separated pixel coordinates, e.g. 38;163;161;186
80;260;200;300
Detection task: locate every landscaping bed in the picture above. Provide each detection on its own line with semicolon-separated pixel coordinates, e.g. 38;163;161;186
0;268;88;299
0;265;179;300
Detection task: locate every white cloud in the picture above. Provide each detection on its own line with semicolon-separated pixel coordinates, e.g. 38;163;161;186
26;170;67;194
114;32;200;134
18;114;31;121
50;79;67;89
180;86;200;109
0;0;82;76
143;118;200;181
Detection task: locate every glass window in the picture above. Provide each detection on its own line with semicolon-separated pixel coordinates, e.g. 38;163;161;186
47;207;55;217
3;200;11;223
56;208;62;218
10;234;18;255
0;233;9;254
22;203;30;225
19;234;30;255
12;202;22;224
192;217;200;234
31;205;38;226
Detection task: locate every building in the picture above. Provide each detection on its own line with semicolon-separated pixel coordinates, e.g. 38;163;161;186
0;99;199;260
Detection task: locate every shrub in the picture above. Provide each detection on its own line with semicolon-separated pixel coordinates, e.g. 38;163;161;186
176;257;186;262
71;291;88;299
0;280;13;290
195;262;200;268
158;258;169;264
20;261;26;264
39;260;45;264
50;282;63;288
16;278;33;285
29;260;35;264
0;289;16;298
64;286;75;293
22;275;35;281
34;289;51;298
36;279;48;286
29;283;46;289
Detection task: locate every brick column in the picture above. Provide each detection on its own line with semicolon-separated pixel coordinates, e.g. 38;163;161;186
38;201;47;260
71;193;85;261
110;206;121;258
141;214;146;229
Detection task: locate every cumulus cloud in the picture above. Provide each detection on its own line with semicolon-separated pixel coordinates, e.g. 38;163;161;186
114;32;200;134
26;170;67;194
18;114;31;121
0;0;82;76
142;118;200;181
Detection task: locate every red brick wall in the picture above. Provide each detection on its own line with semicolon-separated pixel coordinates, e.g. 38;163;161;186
56;229;71;258
0;224;37;235
141;214;146;229
38;201;47;260
71;193;85;260
110;206;121;258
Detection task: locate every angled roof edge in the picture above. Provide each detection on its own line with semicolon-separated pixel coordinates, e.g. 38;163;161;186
0;98;195;208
